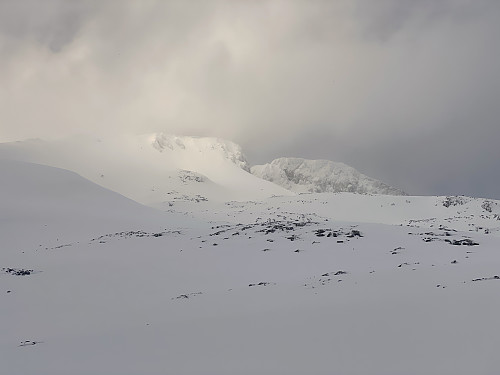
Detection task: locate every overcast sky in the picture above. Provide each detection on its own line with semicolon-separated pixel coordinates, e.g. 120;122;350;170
0;0;499;198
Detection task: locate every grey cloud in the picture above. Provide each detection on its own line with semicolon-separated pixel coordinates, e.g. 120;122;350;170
354;0;498;42
0;0;97;51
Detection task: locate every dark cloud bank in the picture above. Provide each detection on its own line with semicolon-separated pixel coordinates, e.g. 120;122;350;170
0;0;499;198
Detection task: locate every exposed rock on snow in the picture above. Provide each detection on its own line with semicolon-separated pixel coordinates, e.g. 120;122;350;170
445;238;479;246
178;170;206;183
19;340;42;347
472;276;500;282
2;267;34;276
442;196;469;207
251;157;406;195
172;292;203;300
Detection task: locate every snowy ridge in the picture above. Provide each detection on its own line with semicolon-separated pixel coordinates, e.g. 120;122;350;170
0;134;406;206
0;134;291;206
251;157;406;195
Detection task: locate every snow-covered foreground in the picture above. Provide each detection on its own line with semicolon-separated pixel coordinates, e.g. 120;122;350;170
2;160;500;375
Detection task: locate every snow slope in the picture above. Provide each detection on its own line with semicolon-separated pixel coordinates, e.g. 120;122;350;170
2;157;500;374
0;159;196;252
251;157;406;195
0;134;292;207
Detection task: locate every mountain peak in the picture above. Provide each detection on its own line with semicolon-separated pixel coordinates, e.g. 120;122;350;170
150;133;250;171
251;157;406;195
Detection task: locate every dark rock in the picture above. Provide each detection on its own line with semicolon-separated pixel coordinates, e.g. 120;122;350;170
2;268;34;276
347;230;363;238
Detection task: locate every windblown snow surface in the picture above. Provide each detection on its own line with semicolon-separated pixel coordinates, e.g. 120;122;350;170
1;157;500;375
251;157;406;195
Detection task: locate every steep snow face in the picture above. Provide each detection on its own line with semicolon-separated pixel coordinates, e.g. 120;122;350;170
0;134;292;206
251;157;406;195
152;133;250;171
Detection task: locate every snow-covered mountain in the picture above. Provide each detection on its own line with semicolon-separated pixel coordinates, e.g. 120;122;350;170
0;133;291;207
251;157;406;195
2;153;500;374
0;134;407;208
152;133;250;172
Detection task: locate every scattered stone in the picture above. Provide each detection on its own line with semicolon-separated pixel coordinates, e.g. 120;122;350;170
347;230;363;238
481;200;494;213
19;340;42;347
249;282;271;287
442;196;467;208
472;276;500;282
391;246;404;255
445;238;479;246
2;268;34;276
172;292;202;300
91;229;180;243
